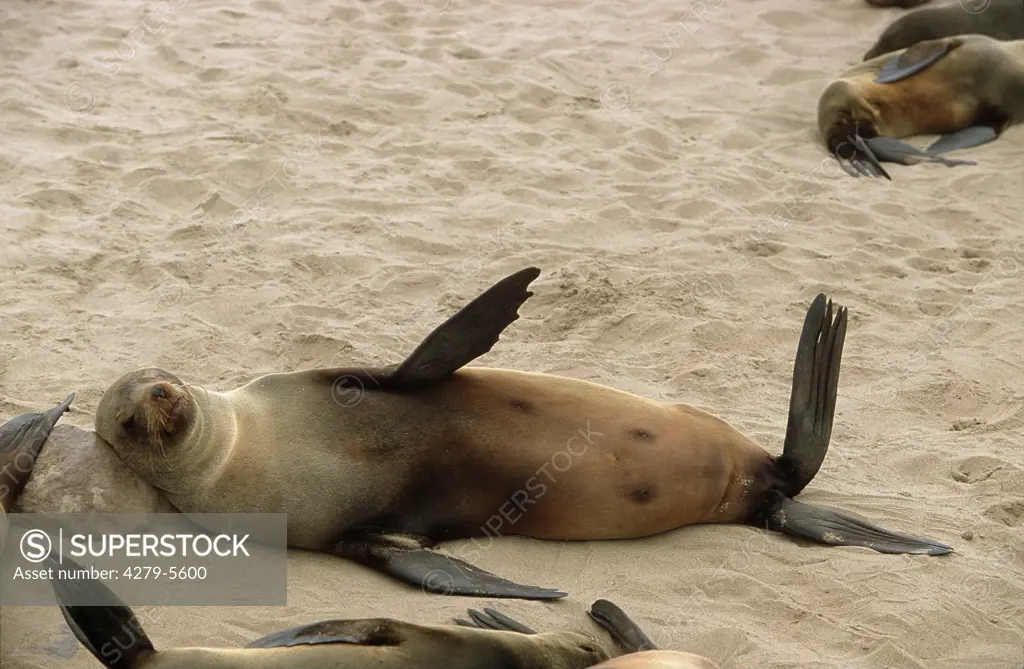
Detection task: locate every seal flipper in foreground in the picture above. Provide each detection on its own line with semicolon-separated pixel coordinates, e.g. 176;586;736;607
0;393;74;512
246;618;407;649
330;530;568;599
454;599;655;651
758;294;953;555
331;266;542;392
46;555;155;669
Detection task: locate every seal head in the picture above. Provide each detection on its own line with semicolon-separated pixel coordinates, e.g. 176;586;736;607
95;367;199;487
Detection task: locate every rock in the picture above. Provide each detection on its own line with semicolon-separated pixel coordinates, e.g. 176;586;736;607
12;424;175;514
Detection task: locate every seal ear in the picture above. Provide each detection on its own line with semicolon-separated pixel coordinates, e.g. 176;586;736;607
46;555;155;669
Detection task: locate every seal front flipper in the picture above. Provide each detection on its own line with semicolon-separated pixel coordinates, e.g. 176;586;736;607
0;393;74;512
46;554;156;669
246;619;405;649
765;497;954;555
874;37;965;83
331;530;568;600
587;599;658;652
926;125;1000;154
331;267;542;393
776;294;847;498
454;608;538;634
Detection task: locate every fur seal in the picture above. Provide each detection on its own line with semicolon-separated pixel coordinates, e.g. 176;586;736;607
457;599;720;669
863;0;1024;60
46;554;608;669
819;34;1024;178
0;393;74;552
95;267;952;601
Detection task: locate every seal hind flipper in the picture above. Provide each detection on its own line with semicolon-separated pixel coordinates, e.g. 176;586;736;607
926;125;1000;154
332;530;568;600
0;393;74;512
865;137;978;167
455;608;538;634
874;37;965;83
46;554;155;669
765;497;954;555
777;294;847;498
587;599;658;652
246;619;405;649
330;267;542;393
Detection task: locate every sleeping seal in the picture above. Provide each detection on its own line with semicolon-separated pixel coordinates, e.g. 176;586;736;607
819;34;1024;178
94;267;952;601
863;0;1024;60
46;554;608;669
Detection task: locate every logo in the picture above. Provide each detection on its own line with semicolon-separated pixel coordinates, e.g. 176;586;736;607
20;529;53;563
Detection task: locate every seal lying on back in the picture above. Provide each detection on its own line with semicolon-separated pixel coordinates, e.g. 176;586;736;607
819;34;1024;178
863;0;1024;60
0;393;74;552
459;600;720;669
47;554;608;669
94;267;952;601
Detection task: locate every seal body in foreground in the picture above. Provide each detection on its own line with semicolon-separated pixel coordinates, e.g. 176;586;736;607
48;555;608;669
863;0;1024;60
818;35;1024;178
95;267;952;600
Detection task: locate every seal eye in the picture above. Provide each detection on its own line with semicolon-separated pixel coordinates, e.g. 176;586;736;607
123;416;136;433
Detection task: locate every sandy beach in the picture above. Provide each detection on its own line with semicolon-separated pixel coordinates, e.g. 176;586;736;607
1;0;1022;666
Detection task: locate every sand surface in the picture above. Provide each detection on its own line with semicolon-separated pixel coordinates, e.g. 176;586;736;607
1;0;1022;666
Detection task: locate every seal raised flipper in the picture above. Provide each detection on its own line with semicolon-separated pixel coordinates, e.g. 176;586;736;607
0;393;74;512
760;294;953;555
776;293;847;498
246;619;406;649
874;37;965;83
765;497;953;555
46;554;155;669
330;529;568;600
330;267;542;393
926;125;1001;153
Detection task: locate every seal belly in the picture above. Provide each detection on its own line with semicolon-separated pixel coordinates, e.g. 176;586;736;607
380;368;778;541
